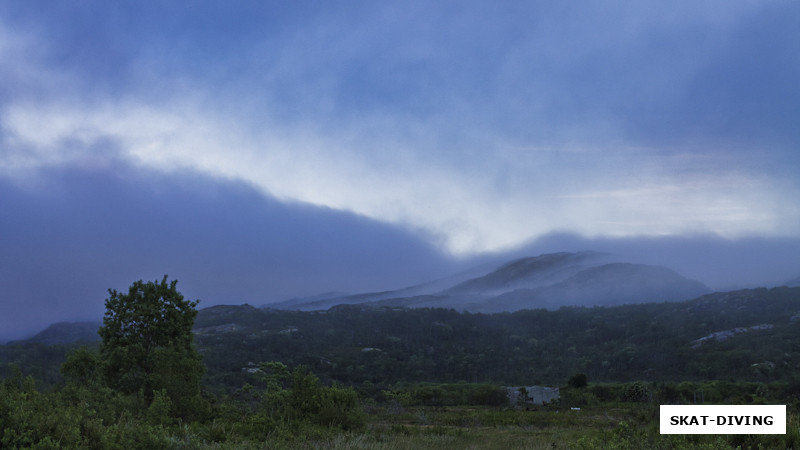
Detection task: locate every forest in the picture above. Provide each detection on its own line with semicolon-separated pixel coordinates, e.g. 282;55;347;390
1;281;800;448
194;286;800;391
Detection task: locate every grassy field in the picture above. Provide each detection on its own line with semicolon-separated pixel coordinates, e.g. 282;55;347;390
261;403;798;450
4;373;798;448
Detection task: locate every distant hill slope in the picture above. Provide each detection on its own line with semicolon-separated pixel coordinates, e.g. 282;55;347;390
7;253;710;346
479;262;710;311
443;251;603;295
786;276;800;287
267;260;499;311
12;322;101;346
6;287;800;388
272;251;710;312
193;286;800;386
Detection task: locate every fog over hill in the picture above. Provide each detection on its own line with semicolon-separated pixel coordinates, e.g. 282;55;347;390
443;251;604;296
272;252;711;312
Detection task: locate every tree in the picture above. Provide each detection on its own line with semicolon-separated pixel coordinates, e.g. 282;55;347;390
98;275;205;418
568;373;588;388
61;346;101;387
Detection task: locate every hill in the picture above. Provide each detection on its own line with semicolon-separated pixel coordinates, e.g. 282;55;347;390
3;287;800;390
194;286;800;389
273;252;710;312
10;322;101;346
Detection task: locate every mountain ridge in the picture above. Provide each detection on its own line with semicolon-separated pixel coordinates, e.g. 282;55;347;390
271;251;710;312
3;251;714;345
7;286;800;389
10;321;101;346
6;285;794;351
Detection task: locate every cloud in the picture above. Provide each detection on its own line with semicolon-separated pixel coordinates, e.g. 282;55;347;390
3;0;800;344
1;1;799;256
0;164;459;342
513;232;800;291
5;95;797;256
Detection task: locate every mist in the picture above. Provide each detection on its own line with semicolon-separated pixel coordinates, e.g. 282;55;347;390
4;164;799;343
0;165;462;343
508;232;800;291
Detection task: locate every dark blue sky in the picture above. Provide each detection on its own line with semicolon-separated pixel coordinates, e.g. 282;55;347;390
1;1;799;340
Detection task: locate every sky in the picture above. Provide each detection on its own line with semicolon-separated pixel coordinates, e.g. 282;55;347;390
1;1;799;341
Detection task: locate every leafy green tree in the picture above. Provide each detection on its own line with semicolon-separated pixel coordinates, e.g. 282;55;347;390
61;346;101;387
98;275;205;418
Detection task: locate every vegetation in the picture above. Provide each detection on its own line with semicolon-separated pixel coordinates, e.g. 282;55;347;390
97;276;206;419
3;367;800;448
195;287;800;391
2;283;800;447
1;277;367;448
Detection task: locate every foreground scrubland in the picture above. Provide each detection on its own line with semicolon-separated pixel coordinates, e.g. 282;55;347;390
3;369;799;449
3;282;800;448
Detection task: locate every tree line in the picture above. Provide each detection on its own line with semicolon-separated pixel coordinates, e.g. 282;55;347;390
195;286;800;391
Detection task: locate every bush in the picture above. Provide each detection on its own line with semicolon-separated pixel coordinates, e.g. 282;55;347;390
621;381;651;403
383;383;509;407
258;362;366;433
569;373;588;388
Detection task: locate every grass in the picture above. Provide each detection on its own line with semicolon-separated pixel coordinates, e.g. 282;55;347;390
269;403;799;450
265;404;637;450
57;400;794;449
